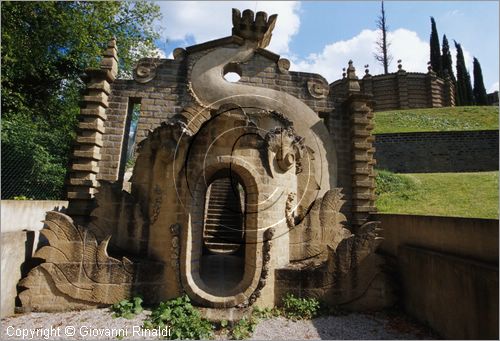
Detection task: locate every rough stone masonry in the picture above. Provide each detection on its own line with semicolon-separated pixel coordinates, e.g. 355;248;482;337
18;8;393;314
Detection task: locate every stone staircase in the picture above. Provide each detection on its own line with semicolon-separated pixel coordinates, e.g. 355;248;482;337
204;178;244;254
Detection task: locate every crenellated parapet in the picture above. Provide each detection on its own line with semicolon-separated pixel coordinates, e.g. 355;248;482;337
231;8;277;48
66;38;119;222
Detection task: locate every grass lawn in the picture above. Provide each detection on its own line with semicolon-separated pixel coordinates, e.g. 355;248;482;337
376;170;499;219
374;106;499;134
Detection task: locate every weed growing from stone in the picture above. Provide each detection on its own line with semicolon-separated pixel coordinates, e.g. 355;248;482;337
143;295;214;340
280;293;320;320
111;296;143;319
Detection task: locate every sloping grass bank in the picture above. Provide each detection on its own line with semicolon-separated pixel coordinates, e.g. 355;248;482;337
374;106;498;134
376;170;499;219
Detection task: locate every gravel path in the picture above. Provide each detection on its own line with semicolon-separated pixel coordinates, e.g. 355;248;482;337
251;314;434;340
2;308;435;340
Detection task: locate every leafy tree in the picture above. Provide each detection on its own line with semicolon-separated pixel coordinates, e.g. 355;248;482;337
454;41;474;106
472;57;488;105
429;17;442;76
374;0;392;74
1;1;161;199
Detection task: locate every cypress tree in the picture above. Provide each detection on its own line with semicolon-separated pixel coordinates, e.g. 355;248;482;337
473;57;488;105
441;35;458;105
430;17;442;76
441;35;456;82
454;41;474;105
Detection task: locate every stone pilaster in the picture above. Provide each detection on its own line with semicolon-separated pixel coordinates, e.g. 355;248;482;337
362;70;373;96
396;67;409;109
426;69;441;108
343;61;377;227
444;74;456;107
66;38;118;222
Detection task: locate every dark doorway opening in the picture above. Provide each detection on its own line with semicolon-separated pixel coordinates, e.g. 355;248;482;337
199;173;246;295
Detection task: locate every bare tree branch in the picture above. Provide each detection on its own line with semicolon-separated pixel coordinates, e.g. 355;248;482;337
373;0;393;74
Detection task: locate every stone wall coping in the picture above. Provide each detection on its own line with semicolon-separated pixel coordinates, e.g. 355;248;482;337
375;129;499;138
1;200;69;232
373;212;499;224
186;35;245;53
374;213;499;264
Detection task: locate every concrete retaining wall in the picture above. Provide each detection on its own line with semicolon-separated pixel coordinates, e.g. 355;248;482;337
374;130;499;173
375;213;499;339
0;200;68;317
1;200;68;233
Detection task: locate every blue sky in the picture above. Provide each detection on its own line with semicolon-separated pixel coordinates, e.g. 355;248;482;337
155;1;499;92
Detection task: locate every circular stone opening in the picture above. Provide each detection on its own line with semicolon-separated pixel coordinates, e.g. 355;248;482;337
223;62;242;83
223;72;241;83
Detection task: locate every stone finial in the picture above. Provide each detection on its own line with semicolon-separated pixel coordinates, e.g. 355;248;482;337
346;60;360;93
427;61;433;73
232;8;277;48
100;37;119;81
397;59;405;72
364;64;371;77
342;68;346;79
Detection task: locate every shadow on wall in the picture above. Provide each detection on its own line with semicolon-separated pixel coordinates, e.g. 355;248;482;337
375;213;499;340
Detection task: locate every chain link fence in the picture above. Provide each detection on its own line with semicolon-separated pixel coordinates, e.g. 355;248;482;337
1;144;67;200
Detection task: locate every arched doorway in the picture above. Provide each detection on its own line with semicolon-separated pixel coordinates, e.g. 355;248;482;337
181;159;262;308
199;173;246;295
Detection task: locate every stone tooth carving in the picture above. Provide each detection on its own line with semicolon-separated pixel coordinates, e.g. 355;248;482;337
133;59;159;83
173;47;186;60
277;58;290;73
19;211;135;307
307;79;330;99
231;8;277;48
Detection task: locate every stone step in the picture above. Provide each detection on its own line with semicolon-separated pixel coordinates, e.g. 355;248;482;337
204;235;242;243
205;217;242;223
204;241;241;250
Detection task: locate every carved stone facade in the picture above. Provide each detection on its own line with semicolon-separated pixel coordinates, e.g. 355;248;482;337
19;9;392;313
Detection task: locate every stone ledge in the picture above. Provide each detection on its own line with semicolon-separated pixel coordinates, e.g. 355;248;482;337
71;163;99;173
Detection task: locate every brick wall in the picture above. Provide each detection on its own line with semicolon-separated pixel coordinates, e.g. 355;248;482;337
98;46;337;183
374;130;499;173
330;70;455;112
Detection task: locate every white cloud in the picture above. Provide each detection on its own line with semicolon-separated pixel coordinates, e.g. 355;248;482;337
489;82;499;93
154;48;167;59
287;28;475;83
288;28;429;83
157;1;300;54
445;9;463;17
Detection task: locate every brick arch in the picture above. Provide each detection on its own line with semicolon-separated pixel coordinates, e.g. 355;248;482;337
179;156;262;308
